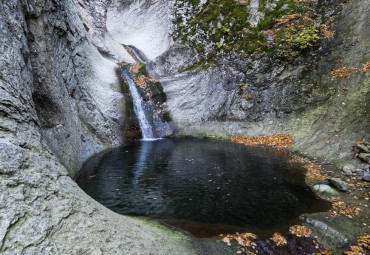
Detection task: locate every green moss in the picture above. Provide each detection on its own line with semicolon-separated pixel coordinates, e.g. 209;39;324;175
180;60;205;72
127;216;189;241
173;0;323;58
180;58;218;72
125;98;134;118
120;80;130;94
238;83;246;94
283;26;320;50
135;63;148;78
156;82;164;94
163;111;172;122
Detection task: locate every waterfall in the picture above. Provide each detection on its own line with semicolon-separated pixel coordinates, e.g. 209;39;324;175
130;47;145;63
124;45;146;63
121;66;155;139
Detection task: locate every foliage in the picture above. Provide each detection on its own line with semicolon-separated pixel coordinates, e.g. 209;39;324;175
289;155;328;181
238;83;246;94
330;67;358;78
330;60;370;78
289;225;312;237
272;9;322;57
361;61;370;72
222;232;257;249
245;93;253;100
327;197;361;218
232;134;294;149
135;63;148;78
320;24;335;39
280;24;320;49
270;232;287;246
172;0;331;59
317;251;332;255
344;236;369;255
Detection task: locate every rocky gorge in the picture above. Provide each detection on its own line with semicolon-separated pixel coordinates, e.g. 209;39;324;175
0;0;369;254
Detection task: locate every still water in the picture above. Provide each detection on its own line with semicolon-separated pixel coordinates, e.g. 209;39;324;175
76;138;329;238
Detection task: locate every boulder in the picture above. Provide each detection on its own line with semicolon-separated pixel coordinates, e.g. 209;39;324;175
342;165;356;176
358;153;370;163
328;178;349;192
357;143;370;153
362;172;370;182
313;184;339;195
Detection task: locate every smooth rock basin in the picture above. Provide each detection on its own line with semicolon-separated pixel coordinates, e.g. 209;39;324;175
76;138;330;238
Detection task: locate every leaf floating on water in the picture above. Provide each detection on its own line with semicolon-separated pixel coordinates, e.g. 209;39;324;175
289;155;328;181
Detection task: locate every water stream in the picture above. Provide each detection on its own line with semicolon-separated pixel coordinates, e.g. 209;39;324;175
121;65;155;139
130;47;145;63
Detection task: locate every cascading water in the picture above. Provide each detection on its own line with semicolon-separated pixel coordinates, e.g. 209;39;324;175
130;47;145;63
121;65;155;139
120;45;174;139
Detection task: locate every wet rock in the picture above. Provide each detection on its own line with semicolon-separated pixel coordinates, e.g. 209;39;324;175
0;0;195;254
303;217;349;247
362;172;370;182
357;143;370;153
328;178;349;192
313;184;339;195
358;153;370;163
342;165;356;176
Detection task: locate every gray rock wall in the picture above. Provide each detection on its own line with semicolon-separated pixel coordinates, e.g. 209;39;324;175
147;0;370;168
1;0;130;177
0;0;195;254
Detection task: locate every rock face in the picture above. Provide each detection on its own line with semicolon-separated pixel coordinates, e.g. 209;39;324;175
0;0;194;254
147;0;370;168
0;0;131;177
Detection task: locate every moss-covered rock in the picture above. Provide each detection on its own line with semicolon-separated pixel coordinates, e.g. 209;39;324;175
172;0;331;59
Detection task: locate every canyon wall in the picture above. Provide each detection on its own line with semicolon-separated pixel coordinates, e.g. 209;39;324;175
148;0;370;168
0;0;194;254
0;0;368;253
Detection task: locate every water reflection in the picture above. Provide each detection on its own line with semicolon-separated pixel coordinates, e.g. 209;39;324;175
77;138;330;237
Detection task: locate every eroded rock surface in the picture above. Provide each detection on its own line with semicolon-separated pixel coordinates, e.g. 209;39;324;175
0;0;195;254
147;0;370;170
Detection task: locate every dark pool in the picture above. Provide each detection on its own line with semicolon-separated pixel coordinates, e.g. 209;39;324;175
76;138;330;238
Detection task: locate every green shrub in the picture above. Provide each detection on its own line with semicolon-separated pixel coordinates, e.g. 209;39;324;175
136;63;148;77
